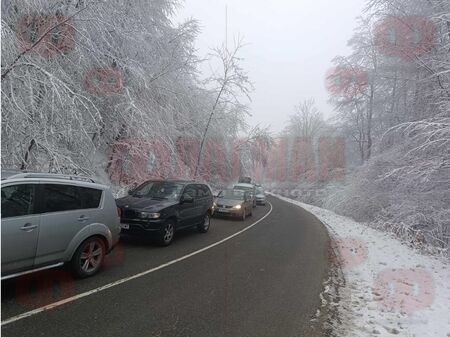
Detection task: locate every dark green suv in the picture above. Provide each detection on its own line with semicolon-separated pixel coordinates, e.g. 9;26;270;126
116;180;214;246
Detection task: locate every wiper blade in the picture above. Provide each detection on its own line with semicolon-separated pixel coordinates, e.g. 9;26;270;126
150;196;168;200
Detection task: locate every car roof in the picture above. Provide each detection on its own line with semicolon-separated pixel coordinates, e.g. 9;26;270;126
1;171;108;190
234;183;254;188
220;189;247;196
2;177;109;190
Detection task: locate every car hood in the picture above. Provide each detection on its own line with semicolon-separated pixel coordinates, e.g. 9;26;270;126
116;195;178;211
256;194;265;198
216;199;243;207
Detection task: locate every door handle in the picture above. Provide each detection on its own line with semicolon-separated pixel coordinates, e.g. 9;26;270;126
20;223;38;231
77;216;90;222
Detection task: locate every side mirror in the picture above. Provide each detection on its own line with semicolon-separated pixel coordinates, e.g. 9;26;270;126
181;194;194;204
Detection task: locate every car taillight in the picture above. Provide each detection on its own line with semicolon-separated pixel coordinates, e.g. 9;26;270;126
117;207;122;218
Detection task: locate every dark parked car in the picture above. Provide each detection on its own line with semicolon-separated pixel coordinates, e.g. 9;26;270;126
213;189;253;220
116;180;213;246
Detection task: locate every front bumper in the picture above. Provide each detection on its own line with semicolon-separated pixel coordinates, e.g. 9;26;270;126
213;208;244;217
120;218;165;235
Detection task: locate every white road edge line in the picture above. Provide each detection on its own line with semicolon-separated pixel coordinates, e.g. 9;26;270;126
2;202;273;327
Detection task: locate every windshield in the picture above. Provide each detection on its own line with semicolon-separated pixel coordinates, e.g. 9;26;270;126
130;181;183;201
256;187;264;194
218;190;245;200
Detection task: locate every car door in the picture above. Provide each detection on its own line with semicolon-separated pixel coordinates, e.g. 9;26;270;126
244;192;252;213
34;183;100;266
250;186;256;206
1;183;40;275
194;184;209;223
178;184;198;228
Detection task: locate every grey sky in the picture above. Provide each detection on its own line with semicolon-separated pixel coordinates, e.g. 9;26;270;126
175;0;366;133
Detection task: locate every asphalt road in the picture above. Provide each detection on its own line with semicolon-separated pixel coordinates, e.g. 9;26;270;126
1;196;330;337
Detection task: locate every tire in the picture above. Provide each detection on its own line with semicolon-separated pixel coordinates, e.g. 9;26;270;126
197;213;211;233
249;206;253;217
158;220;175;246
71;236;106;278
241;208;246;221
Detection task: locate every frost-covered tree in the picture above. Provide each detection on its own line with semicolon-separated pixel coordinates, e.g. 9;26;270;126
1;0;251;187
284;99;325;140
325;0;450;253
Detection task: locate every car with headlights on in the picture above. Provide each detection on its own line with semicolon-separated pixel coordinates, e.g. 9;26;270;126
213;189;253;220
116;180;213;246
233;183;257;208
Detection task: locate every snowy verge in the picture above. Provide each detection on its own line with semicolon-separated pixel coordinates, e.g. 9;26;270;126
271;193;450;337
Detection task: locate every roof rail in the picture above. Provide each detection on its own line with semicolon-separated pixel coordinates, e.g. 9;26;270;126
2;172;96;183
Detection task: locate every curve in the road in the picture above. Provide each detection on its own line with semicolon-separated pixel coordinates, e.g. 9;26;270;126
1;202;274;327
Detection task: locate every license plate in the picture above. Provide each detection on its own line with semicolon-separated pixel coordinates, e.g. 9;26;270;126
218;208;230;213
121;224;130;230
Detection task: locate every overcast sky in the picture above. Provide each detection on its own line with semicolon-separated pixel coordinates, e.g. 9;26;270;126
175;0;366;133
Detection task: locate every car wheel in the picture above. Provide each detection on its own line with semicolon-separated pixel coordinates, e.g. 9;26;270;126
198;213;211;233
241;208;246;221
71;237;106;278
159;221;175;246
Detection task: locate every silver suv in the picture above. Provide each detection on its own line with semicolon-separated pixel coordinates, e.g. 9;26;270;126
1;171;120;279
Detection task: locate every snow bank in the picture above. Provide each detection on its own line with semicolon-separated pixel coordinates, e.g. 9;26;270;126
272;194;450;337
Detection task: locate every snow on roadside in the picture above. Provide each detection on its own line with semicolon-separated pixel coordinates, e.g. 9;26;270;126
272;194;450;337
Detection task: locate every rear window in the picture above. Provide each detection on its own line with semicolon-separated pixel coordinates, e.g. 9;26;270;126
41;184;102;213
80;187;103;209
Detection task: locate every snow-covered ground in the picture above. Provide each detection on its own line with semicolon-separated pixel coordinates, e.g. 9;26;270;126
272;194;450;337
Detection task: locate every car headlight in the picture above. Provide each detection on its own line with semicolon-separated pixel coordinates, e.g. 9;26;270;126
139;212;161;219
233;204;242;209
213;202;217;209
